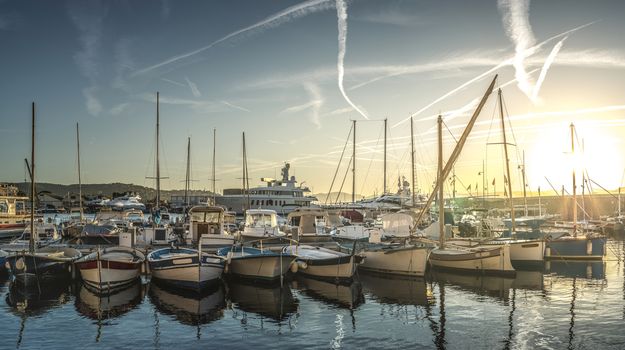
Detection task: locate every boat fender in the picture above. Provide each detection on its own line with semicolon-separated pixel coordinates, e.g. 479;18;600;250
226;252;233;265
4;261;10;271
545;247;551;258
586;239;592;255
290;261;298;274
15;258;25;271
297;261;308;270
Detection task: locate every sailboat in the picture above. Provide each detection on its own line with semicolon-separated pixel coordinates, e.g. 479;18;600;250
545;123;606;260
425;76;516;276
5;103;81;284
141;92;174;245
446;89;546;269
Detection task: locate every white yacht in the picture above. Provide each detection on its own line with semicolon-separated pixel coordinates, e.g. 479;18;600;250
107;195;146;211
240;209;286;242
215;163;317;215
0;184;29;240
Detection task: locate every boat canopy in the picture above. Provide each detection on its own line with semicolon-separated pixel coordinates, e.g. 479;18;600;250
381;212;416;237
245;209;277;228
189;206;224;223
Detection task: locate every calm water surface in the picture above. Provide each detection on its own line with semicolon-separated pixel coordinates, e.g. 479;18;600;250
2;241;625;349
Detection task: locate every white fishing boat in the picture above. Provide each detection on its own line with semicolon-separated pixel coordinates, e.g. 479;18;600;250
10;220;62;248
75;246;145;291
282;244;362;280
240;209;286;243
217;245;296;280
147;247;225;290
0;184;29;240
188;206;235;251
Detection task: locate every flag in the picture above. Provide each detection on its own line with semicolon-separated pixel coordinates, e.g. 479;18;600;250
467;184;471;191
492;178;496;186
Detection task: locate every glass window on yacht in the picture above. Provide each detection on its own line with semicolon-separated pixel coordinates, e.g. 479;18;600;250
246;213;277;228
191;211;221;223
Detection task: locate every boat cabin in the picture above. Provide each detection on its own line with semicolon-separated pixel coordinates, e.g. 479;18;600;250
189;206;225;242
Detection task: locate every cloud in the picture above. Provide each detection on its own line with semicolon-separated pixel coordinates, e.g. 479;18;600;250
281;83;323;128
140;93;224;114
336;0;369;120
133;0;335;76
221;100;251;113
532;36;567;102
325;107;353;117
68;0;109;116
109;102;129;115
356;8;421;27
185;76;201;97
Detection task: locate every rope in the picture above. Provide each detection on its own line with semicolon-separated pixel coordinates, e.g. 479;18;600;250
325;125;353;204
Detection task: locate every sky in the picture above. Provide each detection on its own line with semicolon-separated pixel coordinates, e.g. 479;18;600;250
1;0;624;200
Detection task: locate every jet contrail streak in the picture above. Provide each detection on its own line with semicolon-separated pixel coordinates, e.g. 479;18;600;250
133;0;334;76
532;36;567;101
392;21;596;129
336;0;369;119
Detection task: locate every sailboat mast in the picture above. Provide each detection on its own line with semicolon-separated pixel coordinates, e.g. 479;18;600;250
352;120;356;203
522;150;528;217
571;123;577;236
76;122;83;221
212;128;216;206
498;89;516;235
156;92;161;209
410;117;416;207
437;115;445;248
185;137;191;208
242;132;250;211
30;102;35;253
383;118;387;194
538;187;542;216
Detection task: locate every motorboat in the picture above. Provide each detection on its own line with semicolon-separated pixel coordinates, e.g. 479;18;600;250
239;209;286;243
217;245;295;280
188;206;235;251
0;184;29;240
75;246;145;291
147;247;225;290
282;244;363;280
107;195;146;211
286;208;334;243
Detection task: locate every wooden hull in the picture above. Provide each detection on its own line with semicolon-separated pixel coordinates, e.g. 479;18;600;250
4;247;81;283
359;245;430;277
227;254;295;280
148;248;224;290
429;244;515;276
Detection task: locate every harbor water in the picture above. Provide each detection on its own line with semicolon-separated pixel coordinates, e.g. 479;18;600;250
2;241;625;349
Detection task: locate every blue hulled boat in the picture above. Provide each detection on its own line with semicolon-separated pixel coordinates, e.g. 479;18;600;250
147;247;225;290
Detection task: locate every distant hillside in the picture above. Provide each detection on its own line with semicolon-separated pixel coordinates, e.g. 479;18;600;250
12;182;214;202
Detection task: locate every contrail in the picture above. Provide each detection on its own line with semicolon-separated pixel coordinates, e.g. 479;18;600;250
336;0;369;119
221;100;251;113
133;0;334;76
532;37;567;101
498;0;536;100
392;21;595;128
185;76;201;97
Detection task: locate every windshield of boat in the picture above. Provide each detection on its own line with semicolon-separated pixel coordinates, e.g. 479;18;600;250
191;211;222;223
246;213;276;227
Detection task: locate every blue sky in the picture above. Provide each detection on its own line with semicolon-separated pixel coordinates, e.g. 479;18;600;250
1;0;624;198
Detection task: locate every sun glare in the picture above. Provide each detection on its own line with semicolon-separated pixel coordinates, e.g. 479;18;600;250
527;121;624;193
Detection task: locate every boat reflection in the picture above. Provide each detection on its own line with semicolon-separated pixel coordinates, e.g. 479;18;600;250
291;275;364;310
430;270;515;301
148;280;225;326
228;278;298;322
544;260;606;279
359;273;433;306
76;281;143;321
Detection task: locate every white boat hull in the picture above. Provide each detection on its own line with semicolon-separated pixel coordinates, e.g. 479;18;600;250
429;244;515;276
228;255;295;280
78;263;141;290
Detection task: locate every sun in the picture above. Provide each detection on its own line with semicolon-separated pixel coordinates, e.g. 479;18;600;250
526;121;624;194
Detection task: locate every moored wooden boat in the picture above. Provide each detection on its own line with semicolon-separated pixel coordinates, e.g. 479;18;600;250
428;244;516;276
282;244;363;280
217;245;295;280
358;242;431;277
147;247;225;290
546;235;606;260
75;246;145;291
5;247;82;284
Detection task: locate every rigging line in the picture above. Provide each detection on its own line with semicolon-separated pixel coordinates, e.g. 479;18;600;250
325;124;353;204
335;154;353;204
454;174;475;198
442;120;459;143
359;127;383;195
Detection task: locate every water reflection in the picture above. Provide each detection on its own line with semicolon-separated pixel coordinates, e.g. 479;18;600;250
360;273;433;306
291;276;364;310
431;270;515;302
148;281;225;326
228;278;298;322
545;260;606;279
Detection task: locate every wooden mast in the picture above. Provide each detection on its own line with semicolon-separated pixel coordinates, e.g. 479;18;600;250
212;128;216;206
437;115;445;248
29;102;35;253
156;92;161;210
521;151;528;217
571;123;577;236
76;122;83;222
352;119;356;203
242;132;250;211
410;116;416;207
185;137;191;209
415;75;498;225
498;88;516;236
383;118;387;194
